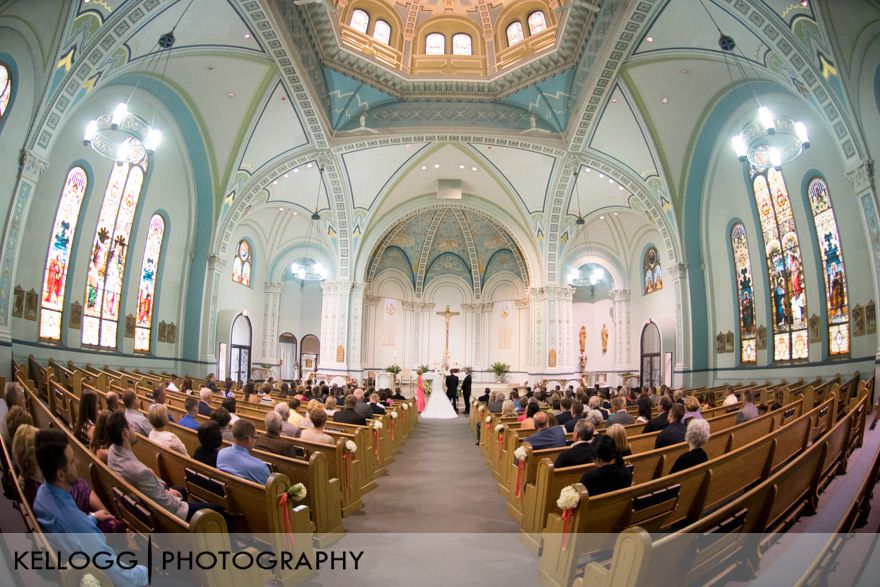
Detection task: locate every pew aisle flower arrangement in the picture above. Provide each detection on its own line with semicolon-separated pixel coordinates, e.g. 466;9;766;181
372;420;383;430
495;424;504;433
401;403;409;410
345;440;357;453
556;485;581;551
514;446;528;499
390;411;398;419
286;482;308;502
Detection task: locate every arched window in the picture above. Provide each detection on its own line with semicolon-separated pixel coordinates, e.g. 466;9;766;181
751;167;808;361
0;63;11;119
426;32;445;55
452;33;472;55
82;146;148;349
373;19;391;45
134;214;166;352
506;22;524;46
730;223;757;363
528;11;548;35
40;166;89;341
350;9;369;34
643;246;662;294
807;178;849;355
232;239;252;286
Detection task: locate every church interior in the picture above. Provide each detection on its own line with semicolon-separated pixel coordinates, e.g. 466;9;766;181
0;0;879;585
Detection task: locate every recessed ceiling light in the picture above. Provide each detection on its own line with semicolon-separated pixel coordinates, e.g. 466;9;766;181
646;36;654;43
611;98;618;103
613;212;619;216
244;33;251;39
278;207;283;211
585;168;591;173
227;92;235;98
609;178;614;184
405;144;412;148
471;166;478;171
661;97;669;103
459;164;465;169
598;173;604;178
600;215;605;220
681;68;690;74
618;186;624;191
433;163;440;168
421;165;427;170
283;174;288;178
293;211;298;215
307;162;313;168
273;180;278;185
293;168;299;173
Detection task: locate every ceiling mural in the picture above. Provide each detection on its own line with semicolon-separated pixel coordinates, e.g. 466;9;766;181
424;252;473;289
483;248;521;286
372;245;415;286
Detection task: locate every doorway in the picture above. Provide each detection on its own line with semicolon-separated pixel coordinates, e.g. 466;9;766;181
640;321;661;390
279;333;297;381
230;313;252;383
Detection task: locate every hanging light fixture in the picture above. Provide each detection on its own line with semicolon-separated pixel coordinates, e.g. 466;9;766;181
290;165;329;283
82;1;194;164
566;168;607;298
698;0;809;171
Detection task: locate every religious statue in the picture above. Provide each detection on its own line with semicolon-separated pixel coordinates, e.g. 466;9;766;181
578;325;586;355
336;344;345;362
498;304;512;350
548;348;557;368
601;324;608;354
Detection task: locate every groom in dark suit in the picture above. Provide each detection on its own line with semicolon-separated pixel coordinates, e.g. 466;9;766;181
461;369;472;414
445;370;460;414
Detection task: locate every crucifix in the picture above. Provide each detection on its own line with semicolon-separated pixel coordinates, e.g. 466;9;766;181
436;304;460;360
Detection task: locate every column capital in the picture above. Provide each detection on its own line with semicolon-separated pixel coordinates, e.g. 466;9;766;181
206;254;225;273
669;262;688;280
514;298;530;310
19;150;48;183
364;294;381;306
609;289;631;302
847;159;874;193
401;300;417;311
264;282;284;294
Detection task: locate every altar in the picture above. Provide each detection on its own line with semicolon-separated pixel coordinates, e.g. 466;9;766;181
376;372;395;390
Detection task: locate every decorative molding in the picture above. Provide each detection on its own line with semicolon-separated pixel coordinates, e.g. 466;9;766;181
18;150;49;183
847;160;874;194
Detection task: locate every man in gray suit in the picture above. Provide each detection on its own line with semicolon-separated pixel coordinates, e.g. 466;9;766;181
106;412;220;521
353;388;373;419
122;389;153;436
605;396;635;426
736;389;760;424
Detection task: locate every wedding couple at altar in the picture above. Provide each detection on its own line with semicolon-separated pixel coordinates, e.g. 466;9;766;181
417;368;472;419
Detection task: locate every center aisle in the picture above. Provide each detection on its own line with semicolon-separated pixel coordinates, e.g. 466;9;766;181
344;413;521;532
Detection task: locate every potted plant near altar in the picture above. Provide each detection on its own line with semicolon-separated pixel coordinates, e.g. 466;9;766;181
490;362;510;383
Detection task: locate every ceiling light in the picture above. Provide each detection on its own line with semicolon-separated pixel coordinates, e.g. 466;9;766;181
646;36;654;43
244;33;251;39
681;69;690;74
293;211;298;215
661;97;669;103
459;164;465;169
471;166;478;172
433;163;440;168
613;212;619;216
421;165;427;170
278;207;283;211
283;174;288;178
598;173;604;178
228;92;235;98
599;215;605;220
611;98;618;103
618;186;624;191
273;180;278;185
307;162;313;168
585;168;591;173
609;178;614;184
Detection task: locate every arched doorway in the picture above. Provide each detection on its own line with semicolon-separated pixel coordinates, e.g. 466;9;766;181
300;334;320;379
230;313;252;383
640;321;661;390
279;333;297;381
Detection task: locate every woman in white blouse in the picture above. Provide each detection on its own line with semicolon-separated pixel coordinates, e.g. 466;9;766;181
147;404;188;455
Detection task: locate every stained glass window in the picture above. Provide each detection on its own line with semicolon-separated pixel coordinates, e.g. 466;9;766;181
731;224;757;363
134;215;165;352
807;178;849;355
232;239;252;287
350;9;369;34
40;167;88;341
426;33;445;55
452;33;472;55
82;144;148;349
528;11;548;35
643;246;662;294
373;20;391;45
751;167;808;361
506;22;524;46
0;63;11;119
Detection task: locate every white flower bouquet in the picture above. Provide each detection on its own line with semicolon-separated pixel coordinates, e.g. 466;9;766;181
345;440;357;453
556;485;580;510
372;420;383;430
514;446;528;461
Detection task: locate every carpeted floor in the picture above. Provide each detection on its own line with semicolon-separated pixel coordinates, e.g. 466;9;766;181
344;413;521;533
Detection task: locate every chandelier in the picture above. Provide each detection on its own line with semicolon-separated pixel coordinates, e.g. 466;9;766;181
290;166;328;282
568;265;605;299
82;0;192;164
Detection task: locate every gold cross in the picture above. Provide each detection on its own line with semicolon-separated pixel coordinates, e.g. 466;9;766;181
436;304;460;358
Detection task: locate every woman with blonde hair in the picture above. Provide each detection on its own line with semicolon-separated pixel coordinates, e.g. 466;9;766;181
500;399;516;419
147;404;187;454
605;423;632;457
682;396;703;424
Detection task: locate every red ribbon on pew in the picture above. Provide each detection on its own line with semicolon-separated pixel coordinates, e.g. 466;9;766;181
497;433;504;454
561;508;574;551
390;418;396;442
373;429;380;462
277;493;296;548
342;452;352;489
485;420;490;432
515;460;525;499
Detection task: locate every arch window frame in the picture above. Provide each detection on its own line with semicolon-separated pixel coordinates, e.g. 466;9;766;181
425;32;446;55
452;33;473;56
506;21;525;47
350;8;370;34
373;19;391;45
527;10;548;35
232;239;253;287
730;222;757;364
642;246;663;295
0;61;12;121
134;213;167;353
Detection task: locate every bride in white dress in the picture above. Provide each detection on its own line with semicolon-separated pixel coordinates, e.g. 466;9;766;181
420;369;458;419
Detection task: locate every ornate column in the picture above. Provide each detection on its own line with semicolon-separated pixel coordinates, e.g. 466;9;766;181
320;280;354;372
401;300;417;368
609;289;632;370
531;286;575;375
362;294;381;368
515;298;530;374
202;253;226;364
260;283;283;363
415;301;434;366
347;283;366;371
0;150;48;332
669;263;690;383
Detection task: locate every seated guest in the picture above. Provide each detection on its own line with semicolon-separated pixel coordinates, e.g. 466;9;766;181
554;420;595;468
221;397;240;424
205;373;219;393
181;376;194;395
556;398;574;428
736;389;759;424
122;389;153;436
210;407;233;441
477;388;491;404
0;382;26;448
274;402;301;436
500;399;516;419
278;383;290;398
12;425;41;503
166;374;180;393
487;391;505;413
147;404;187;455
606;396;634;426
670;419;711;474
33;428;148;586
149;386;174;422
333;394;368;425
519;401;540;429
259;383;274;405
6;405;34;450
563;401;584;433
197;387;214;416
643;395;673;433
605;423;632;457
74;390;98;443
104;391;122;413
367;392;386;415
636;397;652;424
254;412;298;458
768;389;785;412
682;396;703;424
654;403;687;449
579;435;632;496
353;389;373;419
524;412;566;450
588;395;609;420
178;396;201;430
390;387;406;401
721;386;739;407
300;408;334;445
509;390;522;411
287;397;310;428
323;396;339;417
89;410;112;464
217;420;271;484
107;412;217;521
194;421;222;468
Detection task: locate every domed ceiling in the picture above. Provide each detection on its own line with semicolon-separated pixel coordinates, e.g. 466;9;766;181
368;205;529;296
